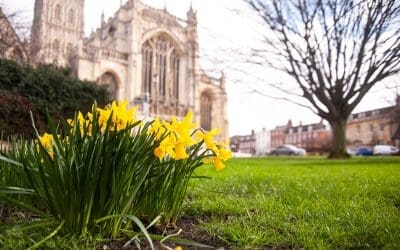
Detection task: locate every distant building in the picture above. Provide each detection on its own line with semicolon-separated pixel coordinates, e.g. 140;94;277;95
0;7;27;62
271;122;288;149
286;120;331;153
346;99;399;148
270;119;332;153
229;135;241;153
230;130;256;155
255;128;271;155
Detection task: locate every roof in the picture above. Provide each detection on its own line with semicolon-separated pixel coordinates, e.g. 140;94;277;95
348;106;395;122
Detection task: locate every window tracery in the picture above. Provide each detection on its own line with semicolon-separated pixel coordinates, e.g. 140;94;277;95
142;41;153;96
200;92;213;131
68;9;74;25
170;49;180;101
141;34;181;103
53;39;60;52
55;4;61;21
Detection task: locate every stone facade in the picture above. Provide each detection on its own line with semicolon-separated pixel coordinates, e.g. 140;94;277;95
346;104;399;148
30;0;229;141
0;7;27;62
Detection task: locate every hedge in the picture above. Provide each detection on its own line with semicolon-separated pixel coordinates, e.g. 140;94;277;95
0;59;109;138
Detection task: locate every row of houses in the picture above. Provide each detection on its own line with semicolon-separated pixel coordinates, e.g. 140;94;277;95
231;99;400;156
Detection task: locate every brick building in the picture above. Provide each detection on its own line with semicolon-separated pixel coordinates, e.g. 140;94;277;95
271;122;288;149
230;130;256;155
285;120;332;153
270;119;332;153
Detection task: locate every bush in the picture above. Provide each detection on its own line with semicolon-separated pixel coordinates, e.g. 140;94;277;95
0;58;109;138
0;90;46;137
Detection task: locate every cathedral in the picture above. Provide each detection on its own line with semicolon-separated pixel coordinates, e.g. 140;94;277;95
30;0;229;141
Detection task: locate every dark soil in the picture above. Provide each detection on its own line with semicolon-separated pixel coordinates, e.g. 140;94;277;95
1;206;228;249
100;215;229;249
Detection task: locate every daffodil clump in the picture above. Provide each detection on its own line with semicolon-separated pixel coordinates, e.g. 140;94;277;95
38;100;231;171
149;110;231;170
2;100;231;238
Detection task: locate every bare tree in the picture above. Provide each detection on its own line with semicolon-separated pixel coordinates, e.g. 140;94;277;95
244;0;400;158
0;6;28;62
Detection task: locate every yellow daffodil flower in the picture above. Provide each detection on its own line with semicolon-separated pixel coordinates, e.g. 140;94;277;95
218;147;232;161
197;128;220;152
154;135;177;159
38;133;54;149
37;133;56;159
148;117;166;140
174;142;188;160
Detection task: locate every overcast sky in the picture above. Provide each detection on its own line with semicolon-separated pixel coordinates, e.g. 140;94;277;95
2;0;398;136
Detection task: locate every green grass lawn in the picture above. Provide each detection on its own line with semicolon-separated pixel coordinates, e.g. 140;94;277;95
185;157;400;249
1;157;400;249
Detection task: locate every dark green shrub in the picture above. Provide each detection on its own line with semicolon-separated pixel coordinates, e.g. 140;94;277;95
0;90;46;138
0;59;109;138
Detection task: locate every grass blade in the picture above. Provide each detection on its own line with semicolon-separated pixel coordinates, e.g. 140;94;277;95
27;220;65;250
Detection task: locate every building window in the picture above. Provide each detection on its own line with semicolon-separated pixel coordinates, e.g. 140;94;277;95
141;34;180;102
141;42;153;96
155;38;167;98
12;48;24;64
99;72;118;100
52;39;60;52
200;92;212;131
356;125;361;135
66;43;73;55
369;124;374;133
55;4;61;21
170;49;180;102
380;123;385;131
68;9;74;25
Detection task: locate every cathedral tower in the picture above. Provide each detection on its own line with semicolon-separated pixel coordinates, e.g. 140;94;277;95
31;0;84;65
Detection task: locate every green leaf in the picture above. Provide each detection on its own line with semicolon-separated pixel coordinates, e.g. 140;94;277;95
96;214;155;249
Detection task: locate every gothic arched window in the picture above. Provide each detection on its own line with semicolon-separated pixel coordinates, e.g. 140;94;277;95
142;41;153;96
170;49;180;101
100;72;118;100
55;4;61;21
68;9;74;25
155;37;168;98
13;48;24;64
66;43;73;55
141;34;181;102
53;39;60;52
200;92;213;131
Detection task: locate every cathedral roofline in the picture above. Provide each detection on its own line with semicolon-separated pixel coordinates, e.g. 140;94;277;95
86;0;192;41
140;1;190;24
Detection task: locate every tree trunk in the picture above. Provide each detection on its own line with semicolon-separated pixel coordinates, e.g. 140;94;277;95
328;118;350;158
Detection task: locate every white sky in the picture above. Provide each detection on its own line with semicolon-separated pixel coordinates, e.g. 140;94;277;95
2;0;398;136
